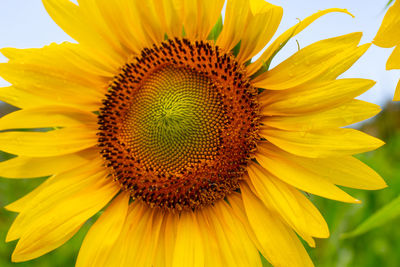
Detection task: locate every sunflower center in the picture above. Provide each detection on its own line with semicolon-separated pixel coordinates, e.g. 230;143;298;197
122;66;224;172
98;38;258;211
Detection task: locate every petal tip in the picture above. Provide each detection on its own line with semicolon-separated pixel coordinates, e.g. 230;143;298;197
321;8;355;19
371;178;388;190
346;9;356;19
5;231;17;243
11;250;24;263
4;203;18;212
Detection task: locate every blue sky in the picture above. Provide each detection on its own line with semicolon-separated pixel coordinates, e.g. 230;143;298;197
0;0;398;106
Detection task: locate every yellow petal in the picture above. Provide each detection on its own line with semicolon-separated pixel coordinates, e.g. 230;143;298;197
173;0;224;40
5;176;57;213
78;0;140;55
134;0;173;42
255;143;359;203
240;183;314;267
252;33;363;89
0;148;96;178
387;45;400;70
1;43;114;79
261;127;384;158
280;153;387;190
76;192;130;267
0;86;55;109
92;0;159;53
243;176;315;247
200;201;262;267
247;163;329;239
99;201;164;267
118;204;163;266
226;193;266;252
91;0;145;54
195;210;225;267
259;79;376;116
158;0;183;38
248;8;354;76
217;0;282;63
374;0;400;48
133;209;164;267
6;158;106;236
153;212;177;267
216;0;249;51
237;1;283;63
101;203;146;266
163;213;179;267
0;127;97;158
394;79;400;101
0;62;103;111
172;211;205;267
42;0;125;68
11;176;119;262
0;60;103;95
313;43;371;82
215;201;262;267
262;100;381;131
0;106;96;131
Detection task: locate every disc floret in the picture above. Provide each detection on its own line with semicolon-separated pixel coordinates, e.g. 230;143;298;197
98;38;259;211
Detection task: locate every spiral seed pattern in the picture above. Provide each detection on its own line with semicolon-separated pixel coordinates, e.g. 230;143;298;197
98;38;259;211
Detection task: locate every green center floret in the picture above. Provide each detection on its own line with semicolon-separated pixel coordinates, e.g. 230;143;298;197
122;66;224;172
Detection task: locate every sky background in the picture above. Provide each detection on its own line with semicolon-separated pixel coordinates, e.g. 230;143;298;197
0;0;398;106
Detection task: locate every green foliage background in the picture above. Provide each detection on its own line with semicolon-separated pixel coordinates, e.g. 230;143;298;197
0;102;399;266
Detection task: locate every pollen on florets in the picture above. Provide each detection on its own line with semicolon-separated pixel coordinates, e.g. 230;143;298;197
98;38;259;211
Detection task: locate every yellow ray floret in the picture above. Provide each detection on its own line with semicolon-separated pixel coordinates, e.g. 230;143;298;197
76;192;130;267
240;184;314;267
246;163;329;240
248;8;354;75
262;100;381;131
374;0;400;100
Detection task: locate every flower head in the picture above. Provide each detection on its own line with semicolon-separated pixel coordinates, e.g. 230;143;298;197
0;0;386;266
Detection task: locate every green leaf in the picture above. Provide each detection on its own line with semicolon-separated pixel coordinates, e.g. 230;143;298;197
342;194;400;239
231;40;241;57
387;0;394;8
260;252;272;267
182;26;186;37
207;16;223;41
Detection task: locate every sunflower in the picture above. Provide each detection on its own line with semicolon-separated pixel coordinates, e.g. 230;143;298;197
374;0;400;101
0;0;386;266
